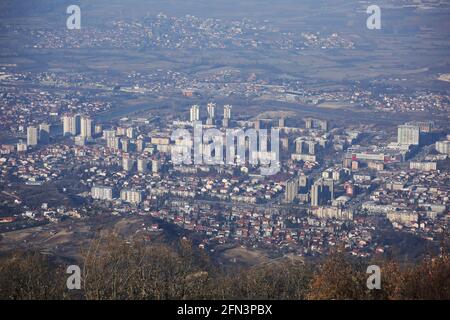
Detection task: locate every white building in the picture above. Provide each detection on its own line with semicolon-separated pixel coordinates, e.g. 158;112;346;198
398;124;420;145
410;161;437;172
223;105;232;119
436;140;450;155
207;102;216;119
39;123;51;143
152;159;160;173
126;127;135;139
120;189;143;204
80;116;93;138
107;137;121;150
63;114;79;136
122;157;135;171
137;158;148;173
284;179;298;203
103;129;116;139
190;105;200;122
310;206;353;220
91;186;114;200
27;126;38;146
17;140;27;152
387;211;419;227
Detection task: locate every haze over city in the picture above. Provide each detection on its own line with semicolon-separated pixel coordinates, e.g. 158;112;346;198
0;0;449;304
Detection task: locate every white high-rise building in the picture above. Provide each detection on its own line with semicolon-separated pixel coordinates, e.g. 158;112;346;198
27;126;38;146
136;139;145;152
62;116;72;136
207;102;216;119
126;127;135;139
80;116;93;138
122;157;135;171
104;130;119;149
152;159;160;173
224;105;232;119
121;138;130;152
62;114;79;136
107;137;121;150
39;123;51;144
284;179;298;203
406;121;433;133
190;105;200;122
398;125;420;145
137;158;148;173
310;178;334;207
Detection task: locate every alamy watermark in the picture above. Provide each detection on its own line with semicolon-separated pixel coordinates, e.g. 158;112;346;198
367;5;381;30
65;5;379;31
66;265;81;290
171;122;280;176
66;5;81;30
366;265;381;290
